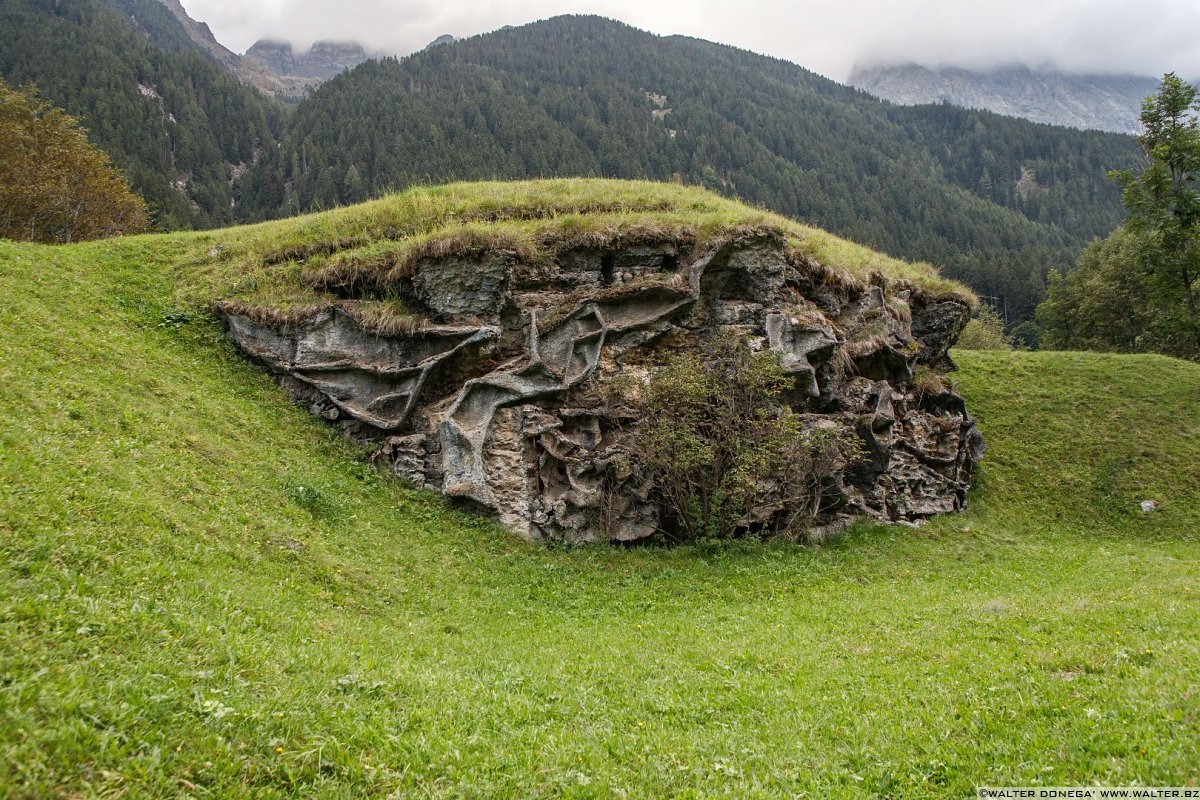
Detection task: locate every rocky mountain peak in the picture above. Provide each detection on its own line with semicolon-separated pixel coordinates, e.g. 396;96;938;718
243;38;373;81
849;61;1157;134
152;0;241;68
425;34;457;50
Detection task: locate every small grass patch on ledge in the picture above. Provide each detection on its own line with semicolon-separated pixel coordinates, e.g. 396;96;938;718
175;179;975;319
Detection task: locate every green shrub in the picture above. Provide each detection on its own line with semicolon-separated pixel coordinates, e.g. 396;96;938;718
956;305;1015;351
1036;226;1199;359
631;333;857;542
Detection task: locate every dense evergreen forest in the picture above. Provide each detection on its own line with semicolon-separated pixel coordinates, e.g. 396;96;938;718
0;0;281;229
240;16;1138;323
1;7;1140;323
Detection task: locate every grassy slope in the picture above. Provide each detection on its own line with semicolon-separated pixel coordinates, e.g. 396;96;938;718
0;229;1197;798
177;179;973;318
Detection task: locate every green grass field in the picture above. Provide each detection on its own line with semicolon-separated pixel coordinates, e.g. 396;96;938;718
1;211;1198;797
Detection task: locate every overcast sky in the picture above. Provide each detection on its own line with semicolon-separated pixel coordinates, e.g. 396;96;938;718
180;0;1200;82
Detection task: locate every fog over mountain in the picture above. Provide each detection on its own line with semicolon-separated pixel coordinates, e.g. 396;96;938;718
849;64;1161;134
179;0;1200;81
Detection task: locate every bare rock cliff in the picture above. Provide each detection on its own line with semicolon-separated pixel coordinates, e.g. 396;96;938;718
849;62;1157;134
244;39;372;81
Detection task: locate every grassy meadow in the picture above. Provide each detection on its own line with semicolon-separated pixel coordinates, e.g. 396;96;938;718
0;186;1198;797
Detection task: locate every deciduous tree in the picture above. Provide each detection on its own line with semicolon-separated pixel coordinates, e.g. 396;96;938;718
1112;73;1200;354
0;80;149;243
1037;74;1200;360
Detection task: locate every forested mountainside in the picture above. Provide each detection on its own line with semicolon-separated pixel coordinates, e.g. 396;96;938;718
0;8;1139;321
850;63;1159;135
146;0;360;99
0;0;281;229
239;16;1137;322
149;0;241;69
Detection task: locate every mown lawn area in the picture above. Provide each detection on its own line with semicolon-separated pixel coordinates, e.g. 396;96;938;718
1;232;1197;798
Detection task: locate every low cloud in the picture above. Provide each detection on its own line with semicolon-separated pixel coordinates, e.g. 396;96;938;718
182;0;1200;81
